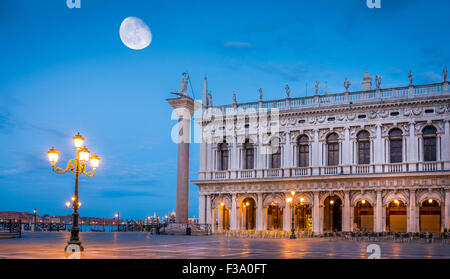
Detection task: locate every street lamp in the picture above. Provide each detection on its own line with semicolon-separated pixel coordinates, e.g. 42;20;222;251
33;208;37;232
115;213;120;232
286;193;296;239
48;132;100;252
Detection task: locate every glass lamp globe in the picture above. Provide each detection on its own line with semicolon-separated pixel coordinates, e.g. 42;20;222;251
48;147;59;165
79;146;90;163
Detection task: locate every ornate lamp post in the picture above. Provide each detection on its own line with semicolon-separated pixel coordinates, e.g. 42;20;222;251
33;208;37;232
48;132;100;251
115;213;120;232
286;190;296;239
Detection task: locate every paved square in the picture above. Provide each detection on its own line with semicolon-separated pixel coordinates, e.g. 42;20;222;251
0;232;449;259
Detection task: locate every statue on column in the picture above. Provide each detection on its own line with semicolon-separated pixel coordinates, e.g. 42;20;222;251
207;92;213;107
314;81;319;95
344;77;351;92
408;70;413;85
259;88;263;100
375;75;382;89
285;84;290;98
232;90;237;104
444;66;448;82
180;72;189;95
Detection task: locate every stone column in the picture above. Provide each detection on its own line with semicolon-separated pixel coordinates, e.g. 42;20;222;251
312;130;319;175
375;191;383;232
445;190;450;230
256;193;264;231
198;194;206;224
206;195;212;229
283;201;291;232
312;192;320;234
167;96;199;224
230;194;237;230
408;122;417;171
343;191;351;232
444;120;450;169
408;189;416;233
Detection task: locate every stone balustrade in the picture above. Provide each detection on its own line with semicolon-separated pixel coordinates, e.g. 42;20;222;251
199;161;448;180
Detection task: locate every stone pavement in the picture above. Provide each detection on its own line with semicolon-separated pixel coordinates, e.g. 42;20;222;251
0;232;449;259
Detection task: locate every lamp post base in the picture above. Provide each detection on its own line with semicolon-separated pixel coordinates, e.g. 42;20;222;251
65;241;84;252
290;234;297;239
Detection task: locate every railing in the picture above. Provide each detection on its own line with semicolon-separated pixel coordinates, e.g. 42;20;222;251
292;167;311;176
352;164;374;174
202;162;448;180
240;170;255;178
383;163;407;173
419;161;443;171
320;166;341;175
265;168;283;177
213;82;448;115
0;220;22;238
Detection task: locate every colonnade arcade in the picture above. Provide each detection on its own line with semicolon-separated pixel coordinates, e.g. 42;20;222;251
203;187;449;234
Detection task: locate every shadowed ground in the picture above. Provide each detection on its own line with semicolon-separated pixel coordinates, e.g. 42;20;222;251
0;232;448;259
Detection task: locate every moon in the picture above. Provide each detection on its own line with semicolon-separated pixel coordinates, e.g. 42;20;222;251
119;17;152;50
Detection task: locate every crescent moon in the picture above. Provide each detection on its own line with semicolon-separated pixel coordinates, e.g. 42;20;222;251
119;17;152;50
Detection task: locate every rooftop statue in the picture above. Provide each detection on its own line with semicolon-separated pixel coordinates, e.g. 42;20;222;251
444;66;448;82
344;77;351;92
233;90;237;104
375;75;382;89
259;88;263;100
408;70;413;85
285;84;290;98
315;81;319;95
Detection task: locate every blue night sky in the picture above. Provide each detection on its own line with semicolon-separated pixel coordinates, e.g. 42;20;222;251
0;0;449;220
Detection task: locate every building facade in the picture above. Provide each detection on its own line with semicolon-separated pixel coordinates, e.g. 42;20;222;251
193;71;450;234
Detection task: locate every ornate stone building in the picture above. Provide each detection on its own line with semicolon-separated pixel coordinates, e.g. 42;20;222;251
193;70;450;234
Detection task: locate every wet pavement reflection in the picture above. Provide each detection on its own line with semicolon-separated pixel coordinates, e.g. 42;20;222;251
0;232;448;259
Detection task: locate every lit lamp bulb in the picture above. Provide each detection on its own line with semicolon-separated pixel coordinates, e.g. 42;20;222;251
72;196;76;201
73;133;85;149
330;200;334;205
79;146;90;163
220;202;224;207
78;201;82;208
90;153;100;169
428;199;433;204
394;199;399;205
47;147;59;166
246;202;249;206
286;197;293;203
300;197;304;203
361;200;366;204
66;201;71;208
114;213;119;218
291;191;296;196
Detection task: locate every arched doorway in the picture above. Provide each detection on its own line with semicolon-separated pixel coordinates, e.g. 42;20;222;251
323;195;342;232
353;200;374;232
266;204;283;230
216;202;230;232
386;199;407;232
240;198;256;230
419;199;441;233
295;203;312;232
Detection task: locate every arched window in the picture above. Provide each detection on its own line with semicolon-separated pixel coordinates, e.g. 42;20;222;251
423;126;437;162
298;135;309;167
244;140;254;169
357;131;370;164
389;129;403;163
219;142;229;170
327;133;339;166
270;138;281;169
